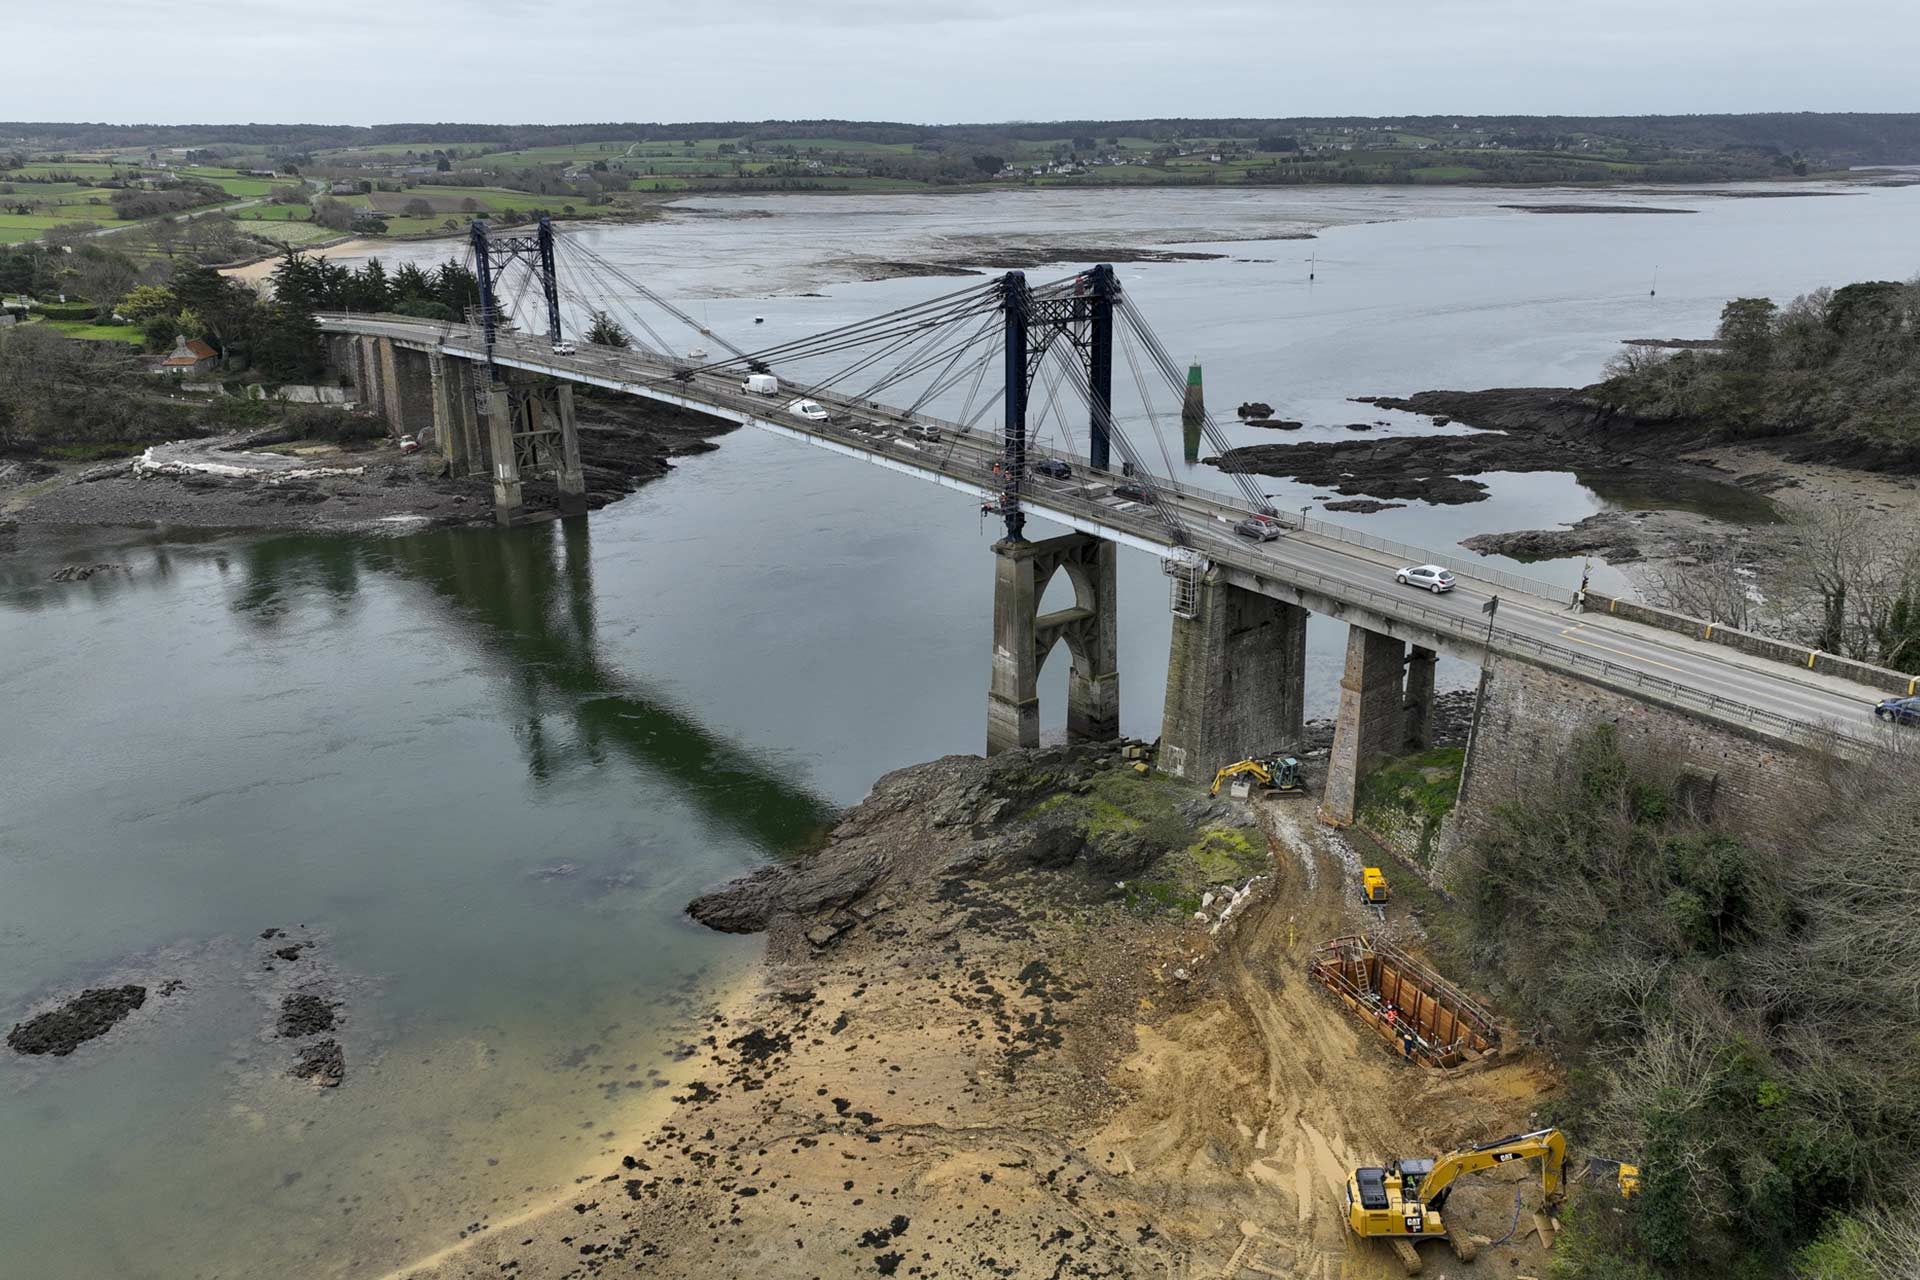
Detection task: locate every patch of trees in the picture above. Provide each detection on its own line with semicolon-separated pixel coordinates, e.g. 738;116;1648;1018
271;252;479;323
109;179;226;221
1602;278;1920;444
1457;727;1920;1277
0;324;195;450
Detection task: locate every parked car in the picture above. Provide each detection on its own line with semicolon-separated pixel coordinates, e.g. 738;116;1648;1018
1234;515;1282;542
743;373;780;395
1395;564;1456;593
1033;458;1072;480
1113;481;1151;502
787;398;830;423
551;342;576;356
1874;696;1920;726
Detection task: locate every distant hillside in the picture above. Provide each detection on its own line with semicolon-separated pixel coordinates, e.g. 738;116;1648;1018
5;113;1920;169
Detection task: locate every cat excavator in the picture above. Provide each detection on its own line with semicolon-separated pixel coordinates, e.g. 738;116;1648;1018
1208;754;1305;798
1344;1127;1568;1275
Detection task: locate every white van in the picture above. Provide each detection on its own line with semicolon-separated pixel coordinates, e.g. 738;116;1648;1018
743;373;779;396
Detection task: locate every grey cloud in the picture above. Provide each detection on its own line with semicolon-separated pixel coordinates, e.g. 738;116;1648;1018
5;0;1914;123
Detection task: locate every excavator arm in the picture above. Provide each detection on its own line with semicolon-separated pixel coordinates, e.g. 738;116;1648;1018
1209;759;1273;796
1420;1128;1566;1211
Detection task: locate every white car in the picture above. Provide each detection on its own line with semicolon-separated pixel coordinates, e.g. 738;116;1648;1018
1395;564;1456;593
551;342;576;356
787;398;830;423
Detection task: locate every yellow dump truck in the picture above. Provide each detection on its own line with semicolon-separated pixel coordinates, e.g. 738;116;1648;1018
1362;866;1390;905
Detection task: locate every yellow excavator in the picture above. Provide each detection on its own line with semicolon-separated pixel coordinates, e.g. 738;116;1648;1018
1209;754;1305;798
1345;1127;1567;1274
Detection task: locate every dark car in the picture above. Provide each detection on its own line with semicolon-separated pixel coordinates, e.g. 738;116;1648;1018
1113;481;1151;502
1033;458;1072;480
1874;696;1920;726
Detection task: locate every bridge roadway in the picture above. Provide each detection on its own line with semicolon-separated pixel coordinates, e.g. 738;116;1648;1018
321;314;1892;745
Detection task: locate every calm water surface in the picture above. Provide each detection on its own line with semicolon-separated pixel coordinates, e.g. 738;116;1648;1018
4;181;1915;1278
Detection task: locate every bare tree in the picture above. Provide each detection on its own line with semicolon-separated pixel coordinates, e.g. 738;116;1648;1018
1777;504;1908;657
1644;552;1764;631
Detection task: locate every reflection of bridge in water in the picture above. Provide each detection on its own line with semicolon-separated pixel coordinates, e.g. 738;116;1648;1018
318;217;1895;830
230;522;835;856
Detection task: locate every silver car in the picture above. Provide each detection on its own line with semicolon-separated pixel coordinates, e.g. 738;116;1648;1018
1234;516;1283;542
1395;564;1456;593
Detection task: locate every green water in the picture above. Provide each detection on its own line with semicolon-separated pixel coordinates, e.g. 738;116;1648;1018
0;510;836;1279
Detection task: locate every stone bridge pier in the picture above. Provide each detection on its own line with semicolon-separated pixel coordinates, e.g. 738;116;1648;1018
1155;567;1308;784
329;340;585;526
986;534;1120;754
1320;627;1439;826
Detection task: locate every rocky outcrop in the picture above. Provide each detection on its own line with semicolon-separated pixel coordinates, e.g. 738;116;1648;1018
277;992;338;1037
686;743;1246;957
7;986;147;1056
1213;387;1737;505
291;1038;345;1087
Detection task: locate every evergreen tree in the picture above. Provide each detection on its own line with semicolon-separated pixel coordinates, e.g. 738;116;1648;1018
585;310;629;348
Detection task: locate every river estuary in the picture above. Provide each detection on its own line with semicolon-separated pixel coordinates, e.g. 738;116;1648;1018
3;180;1915;1278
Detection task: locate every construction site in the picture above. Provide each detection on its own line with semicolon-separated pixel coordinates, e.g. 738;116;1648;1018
402;740;1615;1280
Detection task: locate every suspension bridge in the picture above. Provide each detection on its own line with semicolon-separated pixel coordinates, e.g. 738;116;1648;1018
315;217;1895;828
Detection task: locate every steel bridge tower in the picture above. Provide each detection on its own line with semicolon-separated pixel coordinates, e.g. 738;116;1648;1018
988;264;1119;543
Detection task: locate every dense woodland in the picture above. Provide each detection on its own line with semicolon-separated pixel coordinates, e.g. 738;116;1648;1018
1457;728;1920;1278
1603;280;1920;443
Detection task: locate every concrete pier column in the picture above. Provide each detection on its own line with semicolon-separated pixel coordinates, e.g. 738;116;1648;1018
484;384;523;526
987;533;1119;755
428;352;462;472
1321;625;1409;826
376;338;405;432
987;539;1042;755
390;347;436;443
553;385;588;516
1404;644;1438;750
1062;537;1119;743
455;363;484;476
1157;570;1307;784
354;337;380;408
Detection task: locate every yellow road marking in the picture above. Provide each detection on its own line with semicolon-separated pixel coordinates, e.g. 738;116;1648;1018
1557;625;1687;674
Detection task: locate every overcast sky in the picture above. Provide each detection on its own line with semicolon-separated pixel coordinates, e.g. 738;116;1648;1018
9;0;1917;125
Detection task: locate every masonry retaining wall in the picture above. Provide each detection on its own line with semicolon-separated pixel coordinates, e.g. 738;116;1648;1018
1443;654;1810;884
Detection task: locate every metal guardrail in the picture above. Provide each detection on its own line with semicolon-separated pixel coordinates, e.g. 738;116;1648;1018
1298;516;1577;605
321;315;1839;745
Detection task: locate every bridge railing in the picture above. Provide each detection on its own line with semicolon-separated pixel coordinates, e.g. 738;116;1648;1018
1294;517;1577;605
1173;521;1837;744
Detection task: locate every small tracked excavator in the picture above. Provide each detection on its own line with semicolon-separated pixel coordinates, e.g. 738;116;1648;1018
1345;1127;1567;1275
1208;755;1305;798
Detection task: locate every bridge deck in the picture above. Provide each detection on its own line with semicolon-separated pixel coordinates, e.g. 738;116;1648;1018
321;314;1893;746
